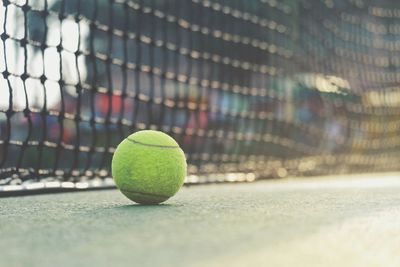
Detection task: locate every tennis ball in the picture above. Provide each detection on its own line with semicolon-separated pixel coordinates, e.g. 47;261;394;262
111;130;187;204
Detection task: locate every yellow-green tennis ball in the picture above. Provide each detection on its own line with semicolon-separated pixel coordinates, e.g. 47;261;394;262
111;130;187;204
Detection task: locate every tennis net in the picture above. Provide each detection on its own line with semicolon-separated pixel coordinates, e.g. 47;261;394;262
1;0;399;194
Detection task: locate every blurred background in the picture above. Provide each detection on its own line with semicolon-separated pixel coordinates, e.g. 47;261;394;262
0;0;399;191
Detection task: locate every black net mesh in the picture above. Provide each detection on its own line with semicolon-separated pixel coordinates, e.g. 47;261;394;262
1;0;400;194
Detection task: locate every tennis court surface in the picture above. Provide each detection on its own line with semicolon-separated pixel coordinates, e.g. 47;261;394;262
2;173;400;267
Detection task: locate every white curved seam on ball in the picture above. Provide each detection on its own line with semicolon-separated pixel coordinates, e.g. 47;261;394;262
126;138;180;149
120;188;170;198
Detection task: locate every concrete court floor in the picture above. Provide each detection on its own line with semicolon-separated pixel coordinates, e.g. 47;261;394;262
1;172;400;267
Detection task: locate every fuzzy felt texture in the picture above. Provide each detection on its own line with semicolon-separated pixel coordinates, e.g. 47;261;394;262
112;130;187;204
